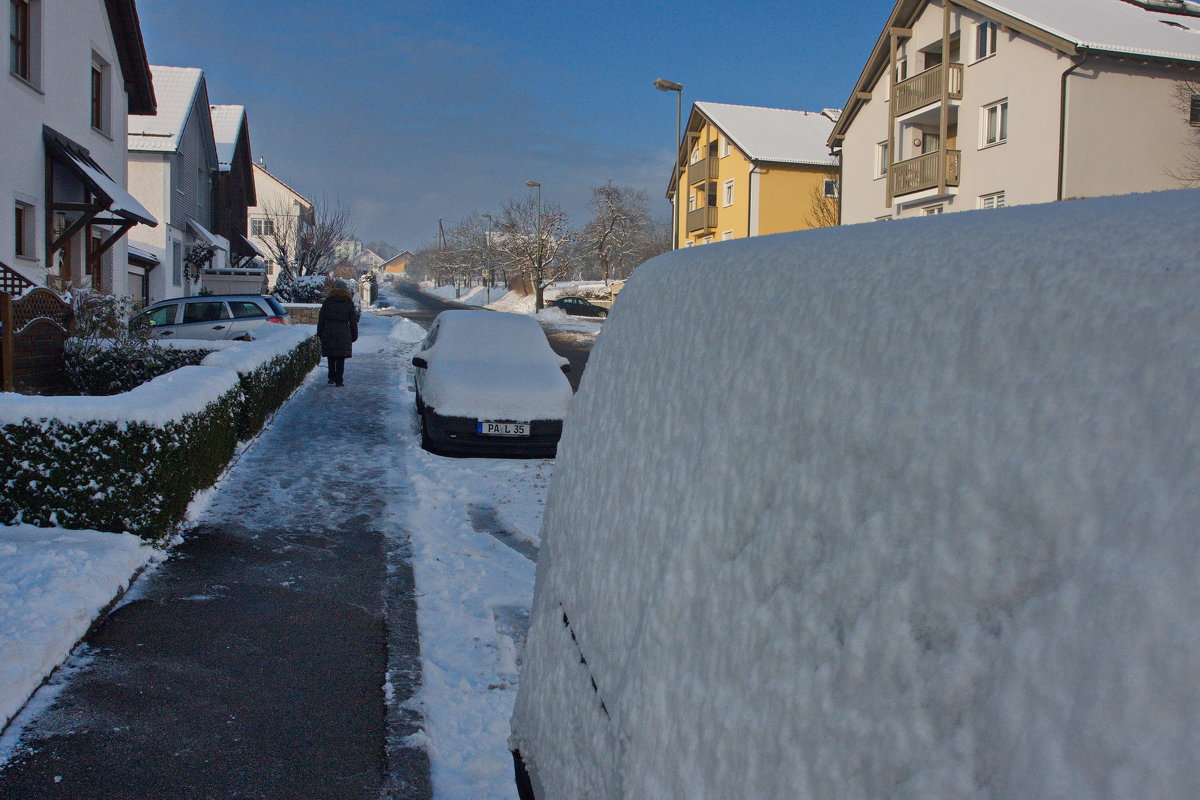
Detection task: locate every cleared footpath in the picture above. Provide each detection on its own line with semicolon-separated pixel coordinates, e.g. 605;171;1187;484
0;308;430;799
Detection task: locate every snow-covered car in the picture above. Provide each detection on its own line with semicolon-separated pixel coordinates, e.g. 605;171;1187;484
412;310;573;457
132;295;289;341
510;190;1200;799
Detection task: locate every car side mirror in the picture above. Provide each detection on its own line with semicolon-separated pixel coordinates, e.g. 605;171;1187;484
412;356;428;369
560;363;571;374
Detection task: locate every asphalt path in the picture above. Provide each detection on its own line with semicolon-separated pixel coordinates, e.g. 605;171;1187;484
394;284;595;391
0;310;430;799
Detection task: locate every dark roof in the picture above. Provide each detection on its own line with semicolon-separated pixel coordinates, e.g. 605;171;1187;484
104;0;156;116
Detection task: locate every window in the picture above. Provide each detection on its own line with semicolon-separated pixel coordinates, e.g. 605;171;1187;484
707;181;717;208
145;304;178;327
982;100;1008;146
876;141;890;178
690;144;702;164
975;21;998;61
229;301;266;319
923;205;944;215
980;192;1006;209
172;241;182;286
182;301;230;324
13;200;33;258
10;0;29;79
688;190;697;212
1191;95;1200;127
723;179;734;207
702;235;713;245
722;230;734;241
251;217;275;237
90;52;111;134
823;179;839;199
721;137;731;157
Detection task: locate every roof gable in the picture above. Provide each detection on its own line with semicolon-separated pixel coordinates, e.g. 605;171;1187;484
128;66;206;152
210;105;247;171
104;0;155;115
695;102;839;166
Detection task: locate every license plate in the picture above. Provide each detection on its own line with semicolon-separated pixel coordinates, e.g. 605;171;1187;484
477;421;530;437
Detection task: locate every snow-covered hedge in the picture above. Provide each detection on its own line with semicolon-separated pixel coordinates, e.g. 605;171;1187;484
65;338;213;396
512;189;1200;799
0;328;320;540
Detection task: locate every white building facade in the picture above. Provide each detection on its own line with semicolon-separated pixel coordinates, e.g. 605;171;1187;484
2;0;157;295
247;163;313;290
831;0;1200;223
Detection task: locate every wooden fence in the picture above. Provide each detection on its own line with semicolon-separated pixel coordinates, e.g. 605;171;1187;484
1;277;73;395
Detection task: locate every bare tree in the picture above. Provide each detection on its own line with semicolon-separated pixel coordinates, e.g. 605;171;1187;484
581;182;664;285
805;181;840;229
1170;80;1200;185
258;196;352;282
492;196;573;310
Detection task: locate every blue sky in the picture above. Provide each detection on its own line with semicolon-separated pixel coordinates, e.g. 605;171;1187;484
138;0;895;250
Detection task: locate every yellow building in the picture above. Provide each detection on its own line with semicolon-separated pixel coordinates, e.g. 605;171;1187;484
667;103;841;247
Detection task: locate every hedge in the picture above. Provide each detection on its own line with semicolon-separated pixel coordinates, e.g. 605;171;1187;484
0;332;320;541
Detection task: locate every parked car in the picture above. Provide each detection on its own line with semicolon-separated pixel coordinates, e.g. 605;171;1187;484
412;310;572;457
132;295;290;341
545;296;608;317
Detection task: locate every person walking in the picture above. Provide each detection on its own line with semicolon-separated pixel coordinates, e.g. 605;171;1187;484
317;280;359;387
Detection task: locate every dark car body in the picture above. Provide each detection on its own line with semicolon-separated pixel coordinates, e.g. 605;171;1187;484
545;296;608;317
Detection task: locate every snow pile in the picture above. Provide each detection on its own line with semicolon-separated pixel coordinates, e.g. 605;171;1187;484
421;283;494;306
388;317;427;344
0;524;154;729
417;311;572;420
200;325;315;374
513;189;1200;799
0;366;238;427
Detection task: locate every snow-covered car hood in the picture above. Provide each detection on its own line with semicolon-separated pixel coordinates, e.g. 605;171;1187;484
421;356;572;421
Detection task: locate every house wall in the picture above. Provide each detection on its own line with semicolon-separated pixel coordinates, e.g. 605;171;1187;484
214;125;253;245
1;0;138;295
1063;56;1197;199
757;164;837;234
248;164;311;289
127;152;186;303
170;92;216;231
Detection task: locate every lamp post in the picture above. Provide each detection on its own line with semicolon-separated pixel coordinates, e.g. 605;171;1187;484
525;180;543;310
653;78;683;250
481;212;493;304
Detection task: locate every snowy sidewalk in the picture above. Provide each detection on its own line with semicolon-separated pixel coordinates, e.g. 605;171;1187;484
0;310;431;799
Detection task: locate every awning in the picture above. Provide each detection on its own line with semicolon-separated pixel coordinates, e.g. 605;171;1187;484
128;245;160;267
186;217;219;246
62;150;157;226
241;234;265;258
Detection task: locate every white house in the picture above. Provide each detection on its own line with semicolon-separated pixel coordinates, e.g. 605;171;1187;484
2;0;157;296
127;65;226;302
206;104;266;295
830;0;1200;223
247;162;313;289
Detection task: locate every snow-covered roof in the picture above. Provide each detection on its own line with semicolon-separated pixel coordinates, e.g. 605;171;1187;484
209;104;246;171
128;66;204;152
984;0;1200;62
695;102;838;166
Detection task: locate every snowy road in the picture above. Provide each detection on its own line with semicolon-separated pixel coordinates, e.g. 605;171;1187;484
0;285;546;799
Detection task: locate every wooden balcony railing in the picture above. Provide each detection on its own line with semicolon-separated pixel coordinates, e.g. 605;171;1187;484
686;206;717;233
687;156;719;186
892;63;963;116
0;260;36;297
890;149;961;197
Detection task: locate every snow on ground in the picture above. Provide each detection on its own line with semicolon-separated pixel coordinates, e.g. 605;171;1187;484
0;525;156;730
419;281;606;337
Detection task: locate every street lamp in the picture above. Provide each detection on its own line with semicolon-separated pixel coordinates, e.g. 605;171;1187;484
654;78;683;251
526;180;544;310
481;212;493;303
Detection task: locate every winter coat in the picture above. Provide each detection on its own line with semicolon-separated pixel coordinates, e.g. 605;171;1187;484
317;287;359;358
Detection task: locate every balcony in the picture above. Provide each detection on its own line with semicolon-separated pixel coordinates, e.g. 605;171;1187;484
892;63;963;116
687;206;717;233
687;156;719;186
890;149;961;197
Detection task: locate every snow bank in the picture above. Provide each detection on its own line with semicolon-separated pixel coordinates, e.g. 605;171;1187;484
0;366;238;428
388;317;427;344
0;524;154;729
201;325;315;374
513;189;1200;799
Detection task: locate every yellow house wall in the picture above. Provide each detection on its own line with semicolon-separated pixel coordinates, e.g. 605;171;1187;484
757;164;838;235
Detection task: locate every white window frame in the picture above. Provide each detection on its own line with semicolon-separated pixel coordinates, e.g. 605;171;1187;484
702;235;713;245
689;143;702;165
923;205;944;215
974;21;998;62
90;50;112;136
823;178;839;199
9;0;41;89
875;141;890;178
721;136;731;157
722;179;734;207
171;239;183;286
721;230;734;241
982;100;1008;147
979;191;1006;209
13;197;34;259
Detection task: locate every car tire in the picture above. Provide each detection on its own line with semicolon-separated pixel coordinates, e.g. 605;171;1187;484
419;410;432;450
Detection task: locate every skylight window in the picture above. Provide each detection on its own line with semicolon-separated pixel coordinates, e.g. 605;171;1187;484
1161;19;1191;28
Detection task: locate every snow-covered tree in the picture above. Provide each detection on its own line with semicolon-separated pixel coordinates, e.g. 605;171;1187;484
492;196;573;310
258;196;352;282
580;182;663;284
